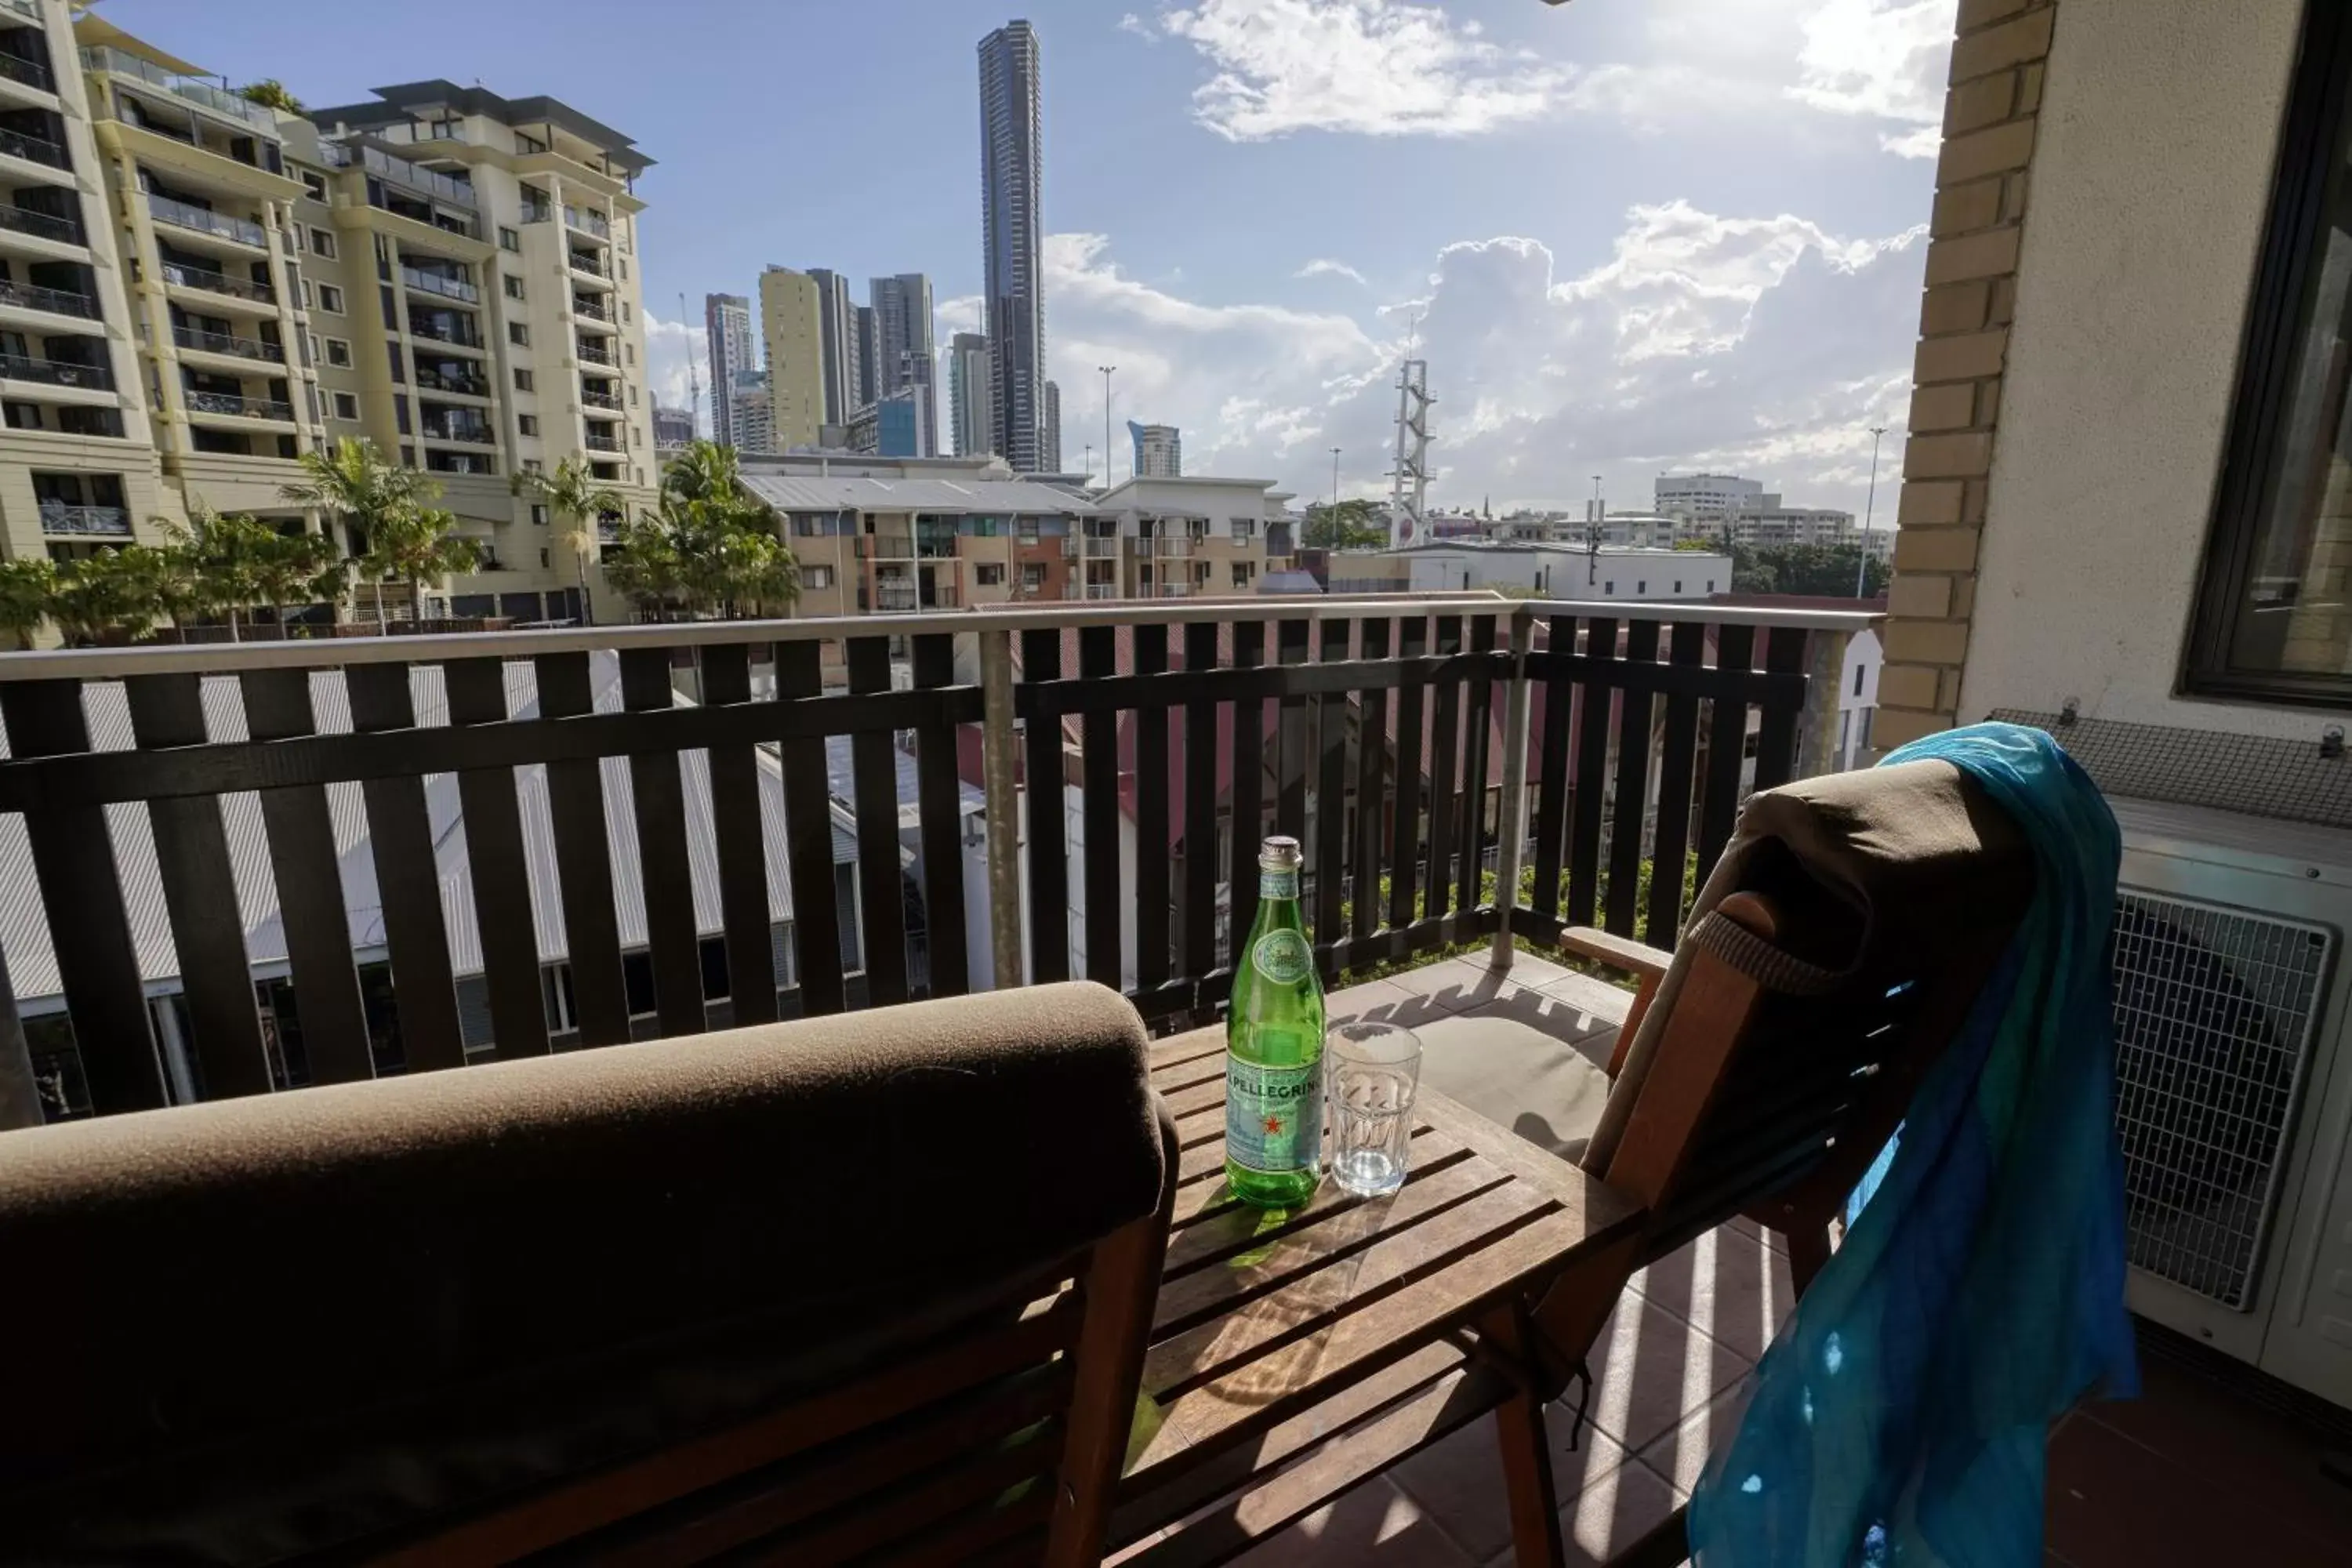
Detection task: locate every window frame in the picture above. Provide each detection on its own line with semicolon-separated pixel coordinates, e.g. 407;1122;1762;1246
2185;0;2352;706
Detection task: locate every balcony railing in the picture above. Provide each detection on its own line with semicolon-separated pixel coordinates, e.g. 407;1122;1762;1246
0;201;80;244
0;276;94;318
147;193;265;248
172;324;284;363
409;320;484;350
566;251;608;278
0;598;1871;1116
343;143;476;209
400;266;477;304
0;49;53;92
158;262;273;306
562;205;610;239
184;389;292;419
81;45;278;132
582;432;620;452
415;368;488;398
421;421;495;445
576;342;613;366
579;389;619;411
0;351;111;389
37;503;131;537
0;123;64;167
573;296;609;322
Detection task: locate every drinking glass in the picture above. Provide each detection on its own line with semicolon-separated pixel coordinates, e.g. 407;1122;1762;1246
1325;1021;1422;1197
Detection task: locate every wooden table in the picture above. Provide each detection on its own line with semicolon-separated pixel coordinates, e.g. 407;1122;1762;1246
1111;1026;1645;1566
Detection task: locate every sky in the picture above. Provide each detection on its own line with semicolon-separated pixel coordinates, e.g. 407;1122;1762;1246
105;0;1956;522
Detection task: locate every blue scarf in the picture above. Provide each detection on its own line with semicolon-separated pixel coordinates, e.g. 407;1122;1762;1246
1686;723;2138;1566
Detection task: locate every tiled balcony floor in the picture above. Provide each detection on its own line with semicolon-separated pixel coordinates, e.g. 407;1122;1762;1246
1225;952;2352;1567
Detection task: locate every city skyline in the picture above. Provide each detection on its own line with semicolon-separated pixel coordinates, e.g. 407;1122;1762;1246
979;20;1047;472
129;0;1958;517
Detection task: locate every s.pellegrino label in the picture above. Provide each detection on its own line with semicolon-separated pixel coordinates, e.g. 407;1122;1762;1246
1225;835;1326;1208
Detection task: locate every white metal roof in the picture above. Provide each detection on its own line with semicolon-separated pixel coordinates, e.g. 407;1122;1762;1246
741;474;1099;516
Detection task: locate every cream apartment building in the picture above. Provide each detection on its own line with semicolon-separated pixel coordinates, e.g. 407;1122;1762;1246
1092;475;1298;600
0;2;657;627
758;267;822;454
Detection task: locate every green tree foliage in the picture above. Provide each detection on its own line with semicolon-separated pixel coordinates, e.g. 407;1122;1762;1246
1301;497;1388;550
1678;539;1889;597
511;455;623;622
0;557;55;648
46;546;183;645
281;437;446;626
356;506;481;619
604;441;800;619
235;79;304;114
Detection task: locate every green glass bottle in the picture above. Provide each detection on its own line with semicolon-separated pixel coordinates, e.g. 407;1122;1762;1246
1225;835;1326;1208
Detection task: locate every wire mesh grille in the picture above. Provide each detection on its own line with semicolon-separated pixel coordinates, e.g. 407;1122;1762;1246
2109;891;2331;1309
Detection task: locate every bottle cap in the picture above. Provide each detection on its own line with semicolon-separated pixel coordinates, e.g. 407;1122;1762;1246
1258;835;1302;871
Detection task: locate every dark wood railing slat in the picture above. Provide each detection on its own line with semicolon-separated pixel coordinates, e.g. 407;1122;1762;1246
1752;626;1810;790
1181;622;1218;986
1455;614;1495;916
0;681;167;1112
1387;615;1428;946
123;673;270;1098
241;667;375;1082
702;642;778;1025
534;651;630;1045
1565;617;1617;927
1021;628;1069;985
775;641;845;1015
1312;619;1350;975
845;636;911;1007
1422;615;1464;924
343;663;465;1073
1348;618;1390;955
445;659;550;1058
1133;624;1171;994
1530;615;1575;920
1603;621;1662;938
1276;617;1310;845
619;648;706;1036
1695;623;1756;882
1226;620;1269;961
1079;625;1122;989
1644;620;1708;947
911;633;970;1000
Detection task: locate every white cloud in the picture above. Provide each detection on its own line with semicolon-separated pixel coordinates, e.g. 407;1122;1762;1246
1147;0;1571;140
1789;0;1955;158
642;315;710;434
1118;12;1156;41
1040;204;1922;514
935;294;984;337
1295;257;1368;285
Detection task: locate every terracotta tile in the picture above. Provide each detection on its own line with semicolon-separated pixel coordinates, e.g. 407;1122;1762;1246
1636;1377;1755;1497
1629;1223;1794;1363
1388;1409;1633;1563
1585;1294;1751;1455
2042;1413;2350;1567
1229;1476;1475;1567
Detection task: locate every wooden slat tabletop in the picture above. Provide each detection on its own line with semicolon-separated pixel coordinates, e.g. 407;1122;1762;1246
1120;1024;1645;1531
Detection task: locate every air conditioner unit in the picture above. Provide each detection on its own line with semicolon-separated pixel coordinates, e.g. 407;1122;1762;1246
2109;797;2352;1408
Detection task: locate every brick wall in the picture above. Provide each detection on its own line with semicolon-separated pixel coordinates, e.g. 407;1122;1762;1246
1875;0;2057;748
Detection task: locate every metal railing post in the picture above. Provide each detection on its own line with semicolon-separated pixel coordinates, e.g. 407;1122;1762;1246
1796;628;1853;780
1490;606;1535;969
978;626;1025;989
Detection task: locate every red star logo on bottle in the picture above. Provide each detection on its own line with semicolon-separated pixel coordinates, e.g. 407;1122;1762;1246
1263;1113;1284;1136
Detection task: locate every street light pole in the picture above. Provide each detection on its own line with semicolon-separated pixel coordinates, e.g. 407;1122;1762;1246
1330;446;1342;506
1083;442;1094;489
1855;424;1889;598
1098;365;1116;486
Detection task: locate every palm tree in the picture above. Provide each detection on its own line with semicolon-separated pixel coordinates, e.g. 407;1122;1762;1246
511;456;622;624
358;506;481;626
660;437;744;505
250;528;346;637
281;437;437;626
0;557;55;649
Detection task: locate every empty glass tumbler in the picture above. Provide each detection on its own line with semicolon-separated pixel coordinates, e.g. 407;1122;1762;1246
1325;1021;1422;1197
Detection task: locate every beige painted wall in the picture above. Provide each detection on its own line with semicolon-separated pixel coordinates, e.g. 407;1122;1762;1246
1960;0;2316;736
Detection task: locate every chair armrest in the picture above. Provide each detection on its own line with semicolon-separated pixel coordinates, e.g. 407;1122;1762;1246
1559;926;1671;982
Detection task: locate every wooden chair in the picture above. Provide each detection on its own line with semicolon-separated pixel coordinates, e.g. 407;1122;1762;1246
1530;756;2038;1565
0;982;1178;1567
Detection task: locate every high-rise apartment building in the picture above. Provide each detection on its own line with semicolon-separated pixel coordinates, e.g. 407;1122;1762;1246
0;3;658;627
947;333;990;458
853;303;879;408
652;405;694;448
978;21;1044;471
1128;421;1181;478
806;267;859;427
704;292;753;447
757;266;823;452
868;272;935;456
1040;379;1061;474
730;370;773;455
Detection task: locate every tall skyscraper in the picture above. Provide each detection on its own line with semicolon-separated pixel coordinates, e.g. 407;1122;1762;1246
1040;379;1062;474
807;269;860;427
705;292;754;448
979;20;1045;471
869;273;937;456
1129;421;1181;478
949;333;992;458
757;267;826;452
854;305;880;408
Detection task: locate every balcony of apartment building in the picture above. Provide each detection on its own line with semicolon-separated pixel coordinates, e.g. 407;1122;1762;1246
1;325;113;407
179;365;295;437
0;11;60;117
582;416;622;456
0;101;69;186
1066;561;1120;601
1063;516;1121;561
323;142;481;242
142;184;268;256
399;260;477;309
166;307;285;376
0;254;97;332
574;336;615;368
0;183;85;265
566;244;612;290
572;292;616;331
407;305;485;356
561;203;611;242
579;372;621;414
422;445;495;478
80;45;283;187
156;245;274;316
412;353;488;402
417;401;494;450
29;470;130;539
